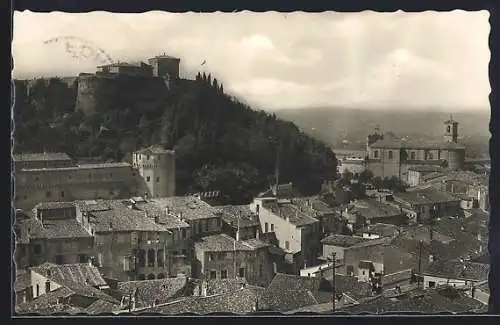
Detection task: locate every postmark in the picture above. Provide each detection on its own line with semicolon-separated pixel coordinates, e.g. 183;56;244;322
43;36;114;65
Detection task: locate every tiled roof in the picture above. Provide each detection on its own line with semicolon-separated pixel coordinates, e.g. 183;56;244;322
194;234;256;252
202;278;248;296
19;162;132;172
242;238;272;250
382;269;412;286
258;273;334;312
29;219;92;239
34;202;76;210
14;152;72;162
88;201;170;233
133;201;191;229
117;277;188;307
321;234;369;247
262;201;319;227
408;166;443;173
370;137;466;150
135;145;174;155
15;287;83;315
146;287;262;314
219;205;260;228
31;263;108;288
357;223;400;238
290;196;336;215
424;260;489;281
341;287;485;313
152;197;221;221
349;236;393;249
83;299;121;314
348;199;402;220
394;187;460;205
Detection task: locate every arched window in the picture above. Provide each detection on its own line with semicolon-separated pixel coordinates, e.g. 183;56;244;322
147;249;156;267
137;249;146;267
36;284;40;297
147;274;155;280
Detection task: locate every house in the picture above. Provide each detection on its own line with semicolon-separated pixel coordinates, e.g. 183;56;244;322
116;276;189;310
422;259;489;290
252;195;321;270
77;199;174;282
288;196;340;235
219;205;260;241
16;262;120;315
17;202;95;268
320;234;370;263
406;166;443;187
152;196;223;239
192;234;274;287
345;199;406;229
393;187;462;223
355;223;401;239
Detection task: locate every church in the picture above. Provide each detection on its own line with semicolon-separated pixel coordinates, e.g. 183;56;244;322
365;117;466;182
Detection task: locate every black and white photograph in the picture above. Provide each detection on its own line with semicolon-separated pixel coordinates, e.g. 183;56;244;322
11;10;493;315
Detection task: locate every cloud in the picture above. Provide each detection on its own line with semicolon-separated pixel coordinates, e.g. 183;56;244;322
12;10;490;111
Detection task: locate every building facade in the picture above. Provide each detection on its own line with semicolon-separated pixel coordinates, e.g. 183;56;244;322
132;146;176;198
365;118;466;182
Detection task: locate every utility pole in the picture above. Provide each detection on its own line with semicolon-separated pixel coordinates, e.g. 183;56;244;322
417;240;423;289
331;251;336;313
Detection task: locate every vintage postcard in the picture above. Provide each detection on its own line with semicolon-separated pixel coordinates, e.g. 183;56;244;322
11;10;491;315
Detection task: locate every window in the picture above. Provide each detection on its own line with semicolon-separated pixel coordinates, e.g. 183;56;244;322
374;150;379;158
45;281;51;293
208;253;214;261
36;284;39;297
285;241;290;250
23;195;27;200
259;264;263;276
181;249;187;256
428;281;436;288
362;270;366;275
46;191;52;198
110;173;113;178
109;190;114;196
157;249;164;267
271;224;275;232
147;155;150;160
428;153;433;160
265;223;269;233
148;274;155;280
388;151;393;160
347;265;354;276
447;125;451;133
146;176;151;182
156;177;160;182
410;152;416;160
35;177;39;181
238;268;245;278
78;254;87;263
60;191;65;198
137;274;146;280
210;270;217;279
55;255;64;264
221;270;228;279
34;244;42;255
181;229;186;239
157;274;165;279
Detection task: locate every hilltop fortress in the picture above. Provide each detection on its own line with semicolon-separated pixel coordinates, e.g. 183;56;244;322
75;54;183;115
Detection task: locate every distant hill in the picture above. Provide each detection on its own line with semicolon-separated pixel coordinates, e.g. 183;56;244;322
273;107;490;156
13;74;337;204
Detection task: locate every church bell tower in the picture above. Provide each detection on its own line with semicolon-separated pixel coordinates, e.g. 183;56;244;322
443;115;459;143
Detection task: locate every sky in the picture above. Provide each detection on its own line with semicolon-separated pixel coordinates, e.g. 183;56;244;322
12;10;491;111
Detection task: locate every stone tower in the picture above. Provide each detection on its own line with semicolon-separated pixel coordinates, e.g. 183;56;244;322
366;125;384;152
132;146;176;198
148;54;181;79
443;116;459;143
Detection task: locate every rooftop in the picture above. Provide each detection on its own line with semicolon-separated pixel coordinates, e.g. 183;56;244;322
219;205;260;228
257;182;303;199
408;166;443;173
146;286;263;314
34;202;76;210
342;286;485;314
262;201;319;227
321;234;369;247
149;54;181;60
394;187;460;205
117;277;188;308
424;260;490;281
29;218;92;239
356;223;401;238
369;136;466;150
14;152;72;162
31;262;108;288
194;234;257;252
135;145;174;155
152;196;221;221
348;199;402;220
290;196;336;215
19;162;132;172
15;287;85;315
97;61;152;68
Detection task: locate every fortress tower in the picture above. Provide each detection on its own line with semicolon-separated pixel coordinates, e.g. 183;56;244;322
132;146;176;198
148;54;181;80
443;116;459;143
